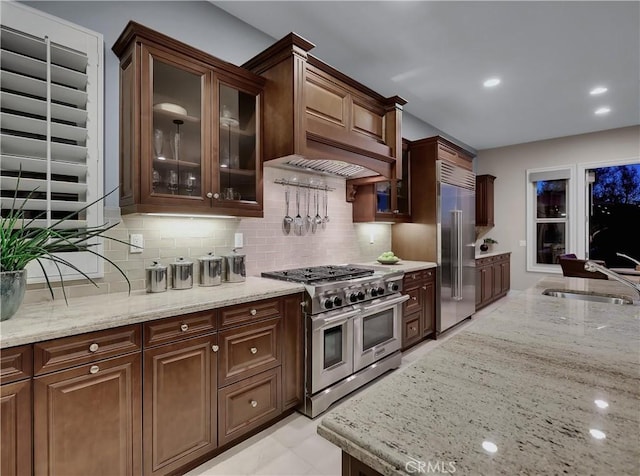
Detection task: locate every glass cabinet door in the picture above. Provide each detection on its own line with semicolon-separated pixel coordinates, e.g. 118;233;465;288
395;141;411;216
217;81;260;206
375;182;393;214
145;47;208;204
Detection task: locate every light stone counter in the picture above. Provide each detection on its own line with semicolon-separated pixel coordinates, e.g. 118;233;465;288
318;275;640;475
475;250;511;259
352;260;437;273
0;277;304;348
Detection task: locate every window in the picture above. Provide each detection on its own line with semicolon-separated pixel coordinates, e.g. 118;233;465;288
526;167;575;273
0;2;104;283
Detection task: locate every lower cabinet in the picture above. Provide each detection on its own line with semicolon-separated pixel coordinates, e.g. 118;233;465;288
1;379;32;476
401;268;436;350
476;253;511;310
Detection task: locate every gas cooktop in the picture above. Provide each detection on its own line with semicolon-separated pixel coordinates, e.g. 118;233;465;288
261;265;374;284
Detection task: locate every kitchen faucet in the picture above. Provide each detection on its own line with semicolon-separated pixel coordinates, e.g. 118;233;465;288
584;261;640;298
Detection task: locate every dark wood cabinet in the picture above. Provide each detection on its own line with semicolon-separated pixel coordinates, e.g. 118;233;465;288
113;22;265;217
348;140;411;223
475;253;511;310
401;268;436;350
244;33;405;180
1;344;32;476
281;293;304;411
392;136;474;262
33;353;142;476
476;174;496;227
143;334;218;476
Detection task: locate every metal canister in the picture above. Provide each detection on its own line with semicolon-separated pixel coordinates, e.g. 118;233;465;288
171;257;193;289
198;252;222;287
145;261;167;293
222;249;246;283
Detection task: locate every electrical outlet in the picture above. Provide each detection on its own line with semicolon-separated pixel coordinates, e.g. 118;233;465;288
519;240;527;247
130;234;144;253
234;233;243;248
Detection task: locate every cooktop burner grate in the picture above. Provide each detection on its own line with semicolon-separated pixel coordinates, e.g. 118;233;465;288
261;265;374;284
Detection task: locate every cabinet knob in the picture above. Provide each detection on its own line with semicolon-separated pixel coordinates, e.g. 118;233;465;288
180;324;189;332
89;343;99;353
393;209;399;214
250;309;257;316
212;345;219;352
206;192;213;199
250;400;258;408
412;296;417;301
422;286;427;290
410;327;416;332
250;347;258;354
89;365;99;374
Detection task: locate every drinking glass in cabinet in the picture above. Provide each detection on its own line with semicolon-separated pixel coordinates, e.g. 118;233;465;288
167;170;179;194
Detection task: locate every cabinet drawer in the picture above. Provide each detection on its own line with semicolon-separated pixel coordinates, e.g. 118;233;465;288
34;325;141;376
218;367;281;446
219;298;281;329
218;317;282;387
144;310;216;347
1;344;33;384
403;287;423;315
402;314;422;350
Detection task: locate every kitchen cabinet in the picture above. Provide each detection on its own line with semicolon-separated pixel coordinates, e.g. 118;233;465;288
392;136;474;262
112;21;265;217
243;33;405;179
33;329;142;476
348;139;411;223
143;312;217;476
476;174;496;227
1;344;32;476
401;268;436;350
475;253;511;310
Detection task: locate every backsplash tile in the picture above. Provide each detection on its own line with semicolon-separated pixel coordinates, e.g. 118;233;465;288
23;168;392;303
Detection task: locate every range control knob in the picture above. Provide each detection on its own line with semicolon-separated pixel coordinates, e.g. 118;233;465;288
370;288;378;297
376;286;385;295
357;291;365;301
322;298;334;310
349;293;358;303
332;296;343;307
389;282;399;292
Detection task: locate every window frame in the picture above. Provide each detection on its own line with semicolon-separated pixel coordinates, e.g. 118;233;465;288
525;165;576;273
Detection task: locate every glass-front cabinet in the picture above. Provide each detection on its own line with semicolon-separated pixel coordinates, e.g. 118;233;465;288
113;22;264;217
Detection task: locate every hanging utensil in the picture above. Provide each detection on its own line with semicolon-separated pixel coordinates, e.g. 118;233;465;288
305;187;312;232
283;186;292;235
322;187;329;227
314;188;322;225
311;191;318;234
294;184;304;235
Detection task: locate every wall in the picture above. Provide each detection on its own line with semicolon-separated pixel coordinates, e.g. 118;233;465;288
475;125;640;291
24;167;392;302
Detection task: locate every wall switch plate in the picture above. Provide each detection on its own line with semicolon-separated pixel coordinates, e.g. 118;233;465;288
234;233;243;248
130;234;144;253
519;240;527;247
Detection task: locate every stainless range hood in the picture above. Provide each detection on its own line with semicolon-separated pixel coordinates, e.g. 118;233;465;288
264;154;379;179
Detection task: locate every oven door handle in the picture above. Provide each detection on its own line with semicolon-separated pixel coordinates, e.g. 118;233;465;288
361;294;410;312
314;309;361;329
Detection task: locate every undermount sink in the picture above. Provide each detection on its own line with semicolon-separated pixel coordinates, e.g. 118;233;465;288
542;289;633;305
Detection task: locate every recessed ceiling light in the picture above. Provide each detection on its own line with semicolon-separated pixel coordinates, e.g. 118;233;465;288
589;429;606;440
483;78;501;88
482;441;498;453
590;86;608;95
594;107;611;115
594;399;609;409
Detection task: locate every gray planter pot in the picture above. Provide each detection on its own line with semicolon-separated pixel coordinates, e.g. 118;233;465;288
1;269;27;321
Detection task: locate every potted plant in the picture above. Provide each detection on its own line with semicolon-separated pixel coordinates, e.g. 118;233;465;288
480;237;498;252
1;177;131;321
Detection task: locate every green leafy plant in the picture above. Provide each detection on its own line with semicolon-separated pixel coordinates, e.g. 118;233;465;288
1;175;131;302
483;237;498;244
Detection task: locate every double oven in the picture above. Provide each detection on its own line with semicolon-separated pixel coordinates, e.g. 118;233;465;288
262;265;408;418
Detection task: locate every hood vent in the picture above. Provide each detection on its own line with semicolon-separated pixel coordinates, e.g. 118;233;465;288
265;155;378;179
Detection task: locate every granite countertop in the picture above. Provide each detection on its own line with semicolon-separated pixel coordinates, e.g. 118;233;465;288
318;276;640;475
475;250;511;259
0;277;304;348
353;260;437;273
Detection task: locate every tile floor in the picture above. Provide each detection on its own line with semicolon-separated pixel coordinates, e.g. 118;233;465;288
186;299;509;476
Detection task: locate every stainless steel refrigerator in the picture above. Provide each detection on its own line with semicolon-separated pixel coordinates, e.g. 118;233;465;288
437;160;476;334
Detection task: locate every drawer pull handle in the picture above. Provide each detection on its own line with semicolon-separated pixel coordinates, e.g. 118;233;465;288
250;347;258;354
410;327;416;332
250;400;258;408
250;309;257;316
89;365;99;374
212;345;219;352
180;324;189;332
412;296;417;301
89;343;99;353
422;286;427;290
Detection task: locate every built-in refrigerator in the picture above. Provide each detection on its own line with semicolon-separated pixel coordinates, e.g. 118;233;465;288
437;160;476;333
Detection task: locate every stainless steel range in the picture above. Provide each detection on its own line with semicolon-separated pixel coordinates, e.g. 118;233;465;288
262;265;408;418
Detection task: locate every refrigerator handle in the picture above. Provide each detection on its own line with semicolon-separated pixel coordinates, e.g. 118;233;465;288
451;210;463;301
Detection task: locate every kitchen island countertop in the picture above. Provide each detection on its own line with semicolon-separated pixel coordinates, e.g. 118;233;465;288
0;277;304;348
317;275;640;475
353;260;437;273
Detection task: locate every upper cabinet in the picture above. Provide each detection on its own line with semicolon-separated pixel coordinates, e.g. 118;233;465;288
476;174;496;227
112;22;265;216
243;33;406;179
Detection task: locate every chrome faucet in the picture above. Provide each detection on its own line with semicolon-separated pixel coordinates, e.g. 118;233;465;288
584;261;640;298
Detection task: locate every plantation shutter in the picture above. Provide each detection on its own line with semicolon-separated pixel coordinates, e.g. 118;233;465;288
0;2;104;282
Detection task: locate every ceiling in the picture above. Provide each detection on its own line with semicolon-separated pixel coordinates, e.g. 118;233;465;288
212;1;639;151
